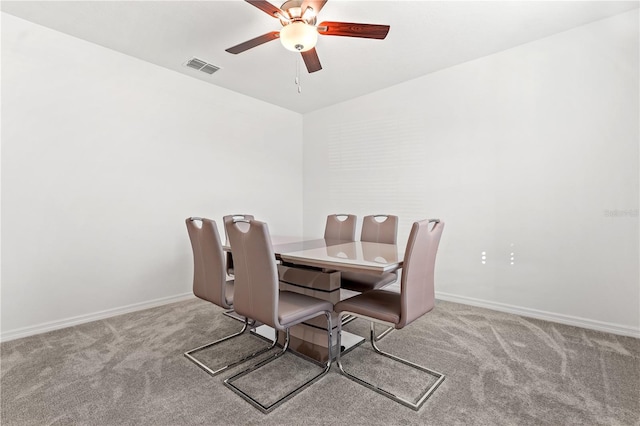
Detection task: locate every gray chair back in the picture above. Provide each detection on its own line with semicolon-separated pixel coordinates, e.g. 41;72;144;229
222;214;255;275
225;219;279;328
399;219;445;328
222;214;255;243
361;215;398;244
185;217;229;309
324;214;357;241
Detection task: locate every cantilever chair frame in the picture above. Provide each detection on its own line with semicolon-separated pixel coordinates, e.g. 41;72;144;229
224;312;333;413
183;217;275;377
184;317;277;377
335;219;445;411
223;218;334;413
335;312;445;411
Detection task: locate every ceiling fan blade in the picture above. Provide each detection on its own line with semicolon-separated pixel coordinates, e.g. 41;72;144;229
301;48;322;73
245;0;285;18
317;21;390;39
225;31;280;54
300;0;328;15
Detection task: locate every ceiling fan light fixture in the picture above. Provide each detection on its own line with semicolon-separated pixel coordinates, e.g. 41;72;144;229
288;6;302;18
280;21;318;52
275;11;291;23
302;6;315;21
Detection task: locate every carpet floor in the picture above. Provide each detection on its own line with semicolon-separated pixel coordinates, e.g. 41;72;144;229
1;298;639;425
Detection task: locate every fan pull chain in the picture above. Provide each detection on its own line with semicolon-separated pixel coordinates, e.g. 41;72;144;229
295;58;302;94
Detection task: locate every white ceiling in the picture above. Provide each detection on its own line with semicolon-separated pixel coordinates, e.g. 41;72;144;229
2;1;638;113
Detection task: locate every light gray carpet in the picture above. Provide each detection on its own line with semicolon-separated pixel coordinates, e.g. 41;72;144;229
2;298;639;425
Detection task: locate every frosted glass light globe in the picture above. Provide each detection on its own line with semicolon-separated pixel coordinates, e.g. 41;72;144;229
280;22;318;52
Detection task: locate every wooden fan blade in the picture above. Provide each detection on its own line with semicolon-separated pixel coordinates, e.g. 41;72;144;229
300;0;328;15
318;21;390;39
301;48;322;73
245;0;284;18
225;31;280;54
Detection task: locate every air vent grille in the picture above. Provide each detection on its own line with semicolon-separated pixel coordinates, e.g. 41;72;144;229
184;57;220;75
200;64;220;75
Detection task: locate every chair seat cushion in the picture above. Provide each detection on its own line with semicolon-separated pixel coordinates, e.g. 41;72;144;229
340;271;397;293
278;291;333;329
334;290;401;326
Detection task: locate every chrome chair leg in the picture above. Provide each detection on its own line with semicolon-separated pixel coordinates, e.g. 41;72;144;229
341;315;394;341
336;316;445;411
341;314;357;326
373;323;394;341
224;311;333;413
223;310;260;328
222;309;246;323
184;318;277;377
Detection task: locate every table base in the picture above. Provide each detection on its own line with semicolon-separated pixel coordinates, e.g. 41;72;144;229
252;324;364;363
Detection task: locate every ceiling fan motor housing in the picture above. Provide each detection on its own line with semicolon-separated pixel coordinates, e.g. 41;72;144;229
278;0;317;26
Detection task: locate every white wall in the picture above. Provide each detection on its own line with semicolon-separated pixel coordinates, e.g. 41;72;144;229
1;13;303;339
3;9;638;341
303;11;639;336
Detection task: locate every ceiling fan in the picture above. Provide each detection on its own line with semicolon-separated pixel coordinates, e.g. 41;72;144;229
225;0;390;73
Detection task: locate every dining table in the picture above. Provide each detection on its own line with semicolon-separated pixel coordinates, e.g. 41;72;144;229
224;236;405;363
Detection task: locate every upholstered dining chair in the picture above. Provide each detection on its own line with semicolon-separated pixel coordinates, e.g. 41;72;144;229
323;214;357;241
340;214;399;293
334;219;446;411
184;217;275;376
222;214;254;277
224;218;334;413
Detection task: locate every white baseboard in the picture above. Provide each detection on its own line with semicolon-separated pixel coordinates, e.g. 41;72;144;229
3;291;638;342
436;291;640;339
0;292;195;343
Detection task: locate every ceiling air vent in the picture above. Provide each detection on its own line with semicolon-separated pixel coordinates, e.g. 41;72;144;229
184;57;220;75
